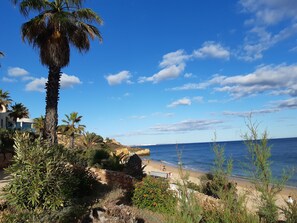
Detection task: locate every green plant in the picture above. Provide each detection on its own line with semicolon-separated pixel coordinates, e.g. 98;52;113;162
167;164;203;223
279;198;297;223
243;119;291;223
0;129;15;153
86;148;110;167
103;152;126;171
200;139;235;199
3;132;95;216
132;176;176;213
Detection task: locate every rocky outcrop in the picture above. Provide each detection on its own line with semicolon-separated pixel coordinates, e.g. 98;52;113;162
134;149;150;156
89;168;134;190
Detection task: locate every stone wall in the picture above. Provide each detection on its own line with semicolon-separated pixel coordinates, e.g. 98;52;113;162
89;167;134;190
0;153;13;169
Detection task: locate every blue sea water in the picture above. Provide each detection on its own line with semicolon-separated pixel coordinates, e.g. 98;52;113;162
138;137;297;187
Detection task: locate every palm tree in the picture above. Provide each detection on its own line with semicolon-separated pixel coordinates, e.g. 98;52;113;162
13;0;103;145
0;51;4;67
9;103;29;123
0;89;12;111
33;116;45;136
60;112;85;149
82;132;103;149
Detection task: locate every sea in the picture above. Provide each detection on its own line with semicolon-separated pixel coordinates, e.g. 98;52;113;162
138;137;297;187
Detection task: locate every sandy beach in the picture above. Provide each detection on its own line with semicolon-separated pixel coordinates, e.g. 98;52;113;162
143;159;297;213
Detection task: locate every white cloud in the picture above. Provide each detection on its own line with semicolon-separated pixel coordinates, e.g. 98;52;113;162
240;24;297;61
223;108;280;117
8;67;29;77
213;64;297;98
60;73;82;88
25;77;47;92
167;97;191;108
239;0;297;61
184;73;193;78
138;50;188;83
25;73;81;92
151;119;223;132
140;64;185;83
193;41;230;60
171;64;297;99
193;96;204;103
159;50;190;67
240;0;297;26
105;70;132;86
2;77;16;83
275;98;297;109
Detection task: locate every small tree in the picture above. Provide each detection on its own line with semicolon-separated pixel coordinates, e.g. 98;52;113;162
33;115;45;136
82;132;103;149
9;103;30;125
59;112;85;149
243;119;291;223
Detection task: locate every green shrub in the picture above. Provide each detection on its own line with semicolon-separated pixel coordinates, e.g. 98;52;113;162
3;132;95;214
86;148;110;167
243;120;291;223
103;152;126;171
280;198;297;223
0;129;15;153
200;141;236;200
132;176;176;213
167;167;203;223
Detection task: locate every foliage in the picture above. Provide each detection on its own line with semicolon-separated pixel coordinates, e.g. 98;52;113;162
86;148;110;167
132;176;176;213
243;119;291;223
103;152;126;171
0;89;12;109
167;165;203;223
3;132;96;215
33;115;45;136
59;112;85;149
8;103;29;123
0;129;15;153
81;131;103;149
200;140;235;199
12;0;103;145
280;199;297;223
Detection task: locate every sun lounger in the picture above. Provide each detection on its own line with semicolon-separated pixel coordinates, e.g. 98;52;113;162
150;171;168;178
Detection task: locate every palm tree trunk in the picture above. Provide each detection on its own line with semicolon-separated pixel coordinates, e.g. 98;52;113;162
70;134;75;149
44;66;61;146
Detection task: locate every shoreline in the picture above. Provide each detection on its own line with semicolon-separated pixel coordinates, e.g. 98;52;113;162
143;159;297;212
143;158;297;190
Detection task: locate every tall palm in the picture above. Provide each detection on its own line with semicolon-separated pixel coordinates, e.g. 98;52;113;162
33;116;45;136
13;0;103;145
0;51;4;67
9;103;30;123
60;112;85;149
82;132;103;149
0;89;12;111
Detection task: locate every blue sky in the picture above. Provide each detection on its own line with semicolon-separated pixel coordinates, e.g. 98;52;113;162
1;0;297;145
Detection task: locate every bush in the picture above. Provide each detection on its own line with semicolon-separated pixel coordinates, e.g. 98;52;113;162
167;167;203;223
280;198;297;223
86;148;110;167
243;120;291;223
0;129;15;153
2;132;96;221
200;141;236;200
132;176;176;213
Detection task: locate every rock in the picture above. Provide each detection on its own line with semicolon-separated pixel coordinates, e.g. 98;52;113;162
134;149;150;156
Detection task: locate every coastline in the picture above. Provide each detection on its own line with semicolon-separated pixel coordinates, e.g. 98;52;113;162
143;159;297;212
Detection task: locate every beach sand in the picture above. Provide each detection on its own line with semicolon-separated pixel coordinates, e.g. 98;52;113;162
143;159;297;214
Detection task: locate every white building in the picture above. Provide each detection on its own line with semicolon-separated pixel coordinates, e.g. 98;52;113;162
0;104;34;131
0;104;10;129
